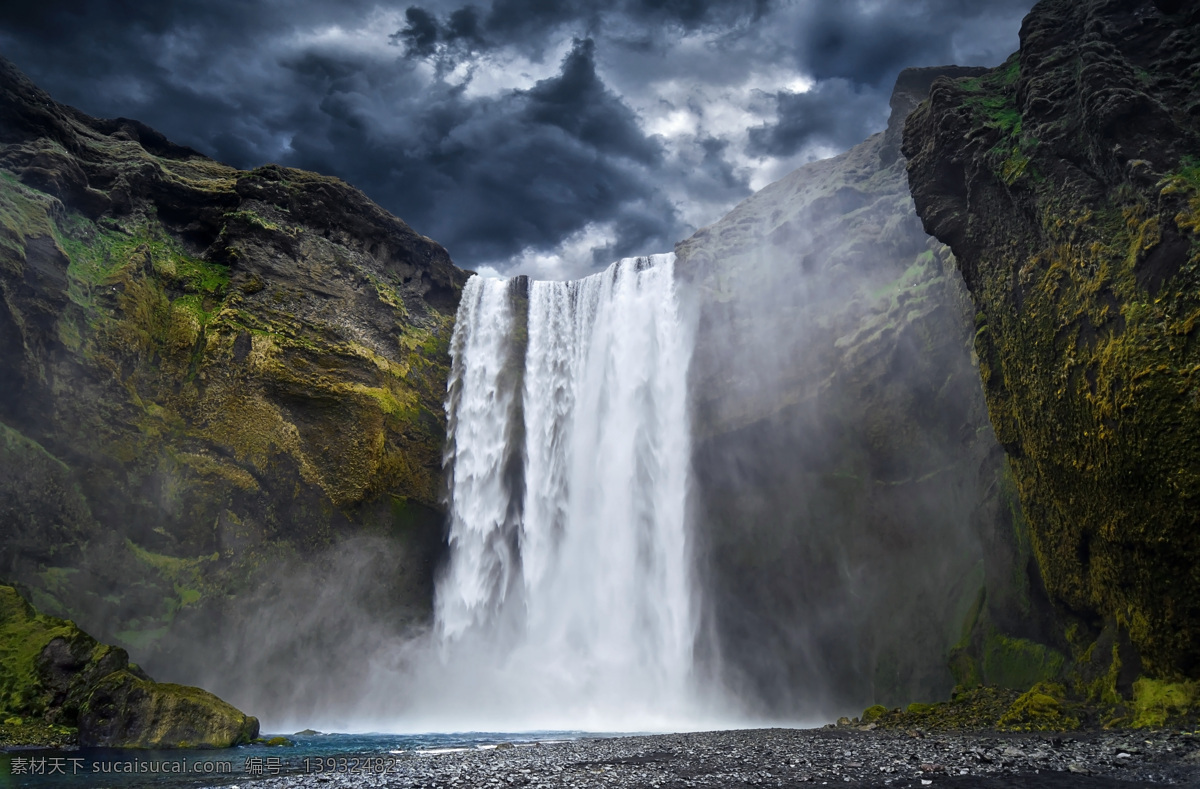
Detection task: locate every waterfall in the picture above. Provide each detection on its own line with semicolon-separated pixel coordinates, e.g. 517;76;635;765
431;253;702;730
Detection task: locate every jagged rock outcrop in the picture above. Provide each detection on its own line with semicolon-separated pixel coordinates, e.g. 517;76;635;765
0;585;258;748
676;66;1063;716
0;57;467;705
905;0;1200;682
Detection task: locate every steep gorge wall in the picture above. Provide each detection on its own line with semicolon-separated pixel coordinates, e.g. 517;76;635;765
0;58;468;711
677;67;1061;717
905;0;1200;683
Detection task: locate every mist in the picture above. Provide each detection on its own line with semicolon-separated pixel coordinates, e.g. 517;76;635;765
677;67;1004;722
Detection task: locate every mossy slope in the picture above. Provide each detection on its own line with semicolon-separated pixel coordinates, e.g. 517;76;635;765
0;57;467;686
1;585;258;748
905;0;1200;679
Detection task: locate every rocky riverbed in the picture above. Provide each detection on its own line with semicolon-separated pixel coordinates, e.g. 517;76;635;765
236;727;1200;788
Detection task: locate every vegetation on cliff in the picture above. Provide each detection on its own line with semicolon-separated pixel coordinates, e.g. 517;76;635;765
0;56;467;703
905;0;1200;702
0;585;258;748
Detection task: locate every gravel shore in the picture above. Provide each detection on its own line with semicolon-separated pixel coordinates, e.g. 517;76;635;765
241;727;1200;788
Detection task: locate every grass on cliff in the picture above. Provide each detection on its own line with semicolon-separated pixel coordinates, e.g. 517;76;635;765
117;539;215;648
1161;155;1200;234
956;56;1046;186
961;57;1023;138
53;212;230;324
0;170;56;255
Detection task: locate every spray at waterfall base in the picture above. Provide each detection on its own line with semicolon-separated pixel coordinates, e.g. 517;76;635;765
409;254;733;732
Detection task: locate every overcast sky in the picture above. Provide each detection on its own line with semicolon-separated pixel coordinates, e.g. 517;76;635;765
0;0;1034;279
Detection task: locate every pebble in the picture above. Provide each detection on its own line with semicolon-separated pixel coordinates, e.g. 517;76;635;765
227;728;1200;788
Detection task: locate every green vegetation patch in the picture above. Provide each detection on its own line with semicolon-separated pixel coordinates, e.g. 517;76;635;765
1129;678;1200;729
982;632;1066;691
1161;155;1200;234
998;682;1081;731
0;717;77;748
0;587;75;717
53;211;229;322
0;169;56;255
861;704;889;723
120;540;216;644
865;686;1023;731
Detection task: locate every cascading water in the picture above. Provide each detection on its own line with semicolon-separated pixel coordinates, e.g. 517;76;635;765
425;253;706;730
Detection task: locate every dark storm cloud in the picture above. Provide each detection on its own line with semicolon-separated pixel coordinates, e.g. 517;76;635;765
398;7;443;55
436;0;770;47
0;0;1035;273
392;5;486;58
789;0;1035;86
269;38;679;265
747;80;884;159
524;39;660;165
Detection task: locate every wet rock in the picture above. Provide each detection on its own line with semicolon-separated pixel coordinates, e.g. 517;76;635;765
78;669;259;748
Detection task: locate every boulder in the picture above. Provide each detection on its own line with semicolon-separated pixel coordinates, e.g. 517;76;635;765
79;670;258;749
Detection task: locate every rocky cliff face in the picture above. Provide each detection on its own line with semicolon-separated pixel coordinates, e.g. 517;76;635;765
676;67;1063;717
905;0;1200;684
0;58;467;711
0;585;259;748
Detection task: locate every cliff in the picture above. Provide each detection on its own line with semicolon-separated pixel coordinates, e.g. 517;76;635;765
0;57;467;711
676;66;1066;717
0;585;259;748
905;0;1200;707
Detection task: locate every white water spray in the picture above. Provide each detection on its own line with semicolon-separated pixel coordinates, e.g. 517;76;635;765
422;253;706;731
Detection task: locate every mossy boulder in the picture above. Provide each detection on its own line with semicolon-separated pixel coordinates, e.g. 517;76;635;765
861;704;889;723
998;682;1080;732
905;0;1200;677
0;585;257;748
79;670;258;749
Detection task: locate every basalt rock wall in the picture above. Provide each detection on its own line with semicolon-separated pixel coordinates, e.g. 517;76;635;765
905;0;1200;682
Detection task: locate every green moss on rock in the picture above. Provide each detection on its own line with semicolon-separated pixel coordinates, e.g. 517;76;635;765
980;632;1066;691
861;704;889;723
0;584;258;748
1128;678;1200;729
905;0;1200;677
79;670;258;749
998;682;1080;731
866;686;1022;731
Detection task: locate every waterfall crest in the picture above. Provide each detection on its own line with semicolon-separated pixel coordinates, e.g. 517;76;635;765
429;253;704;730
